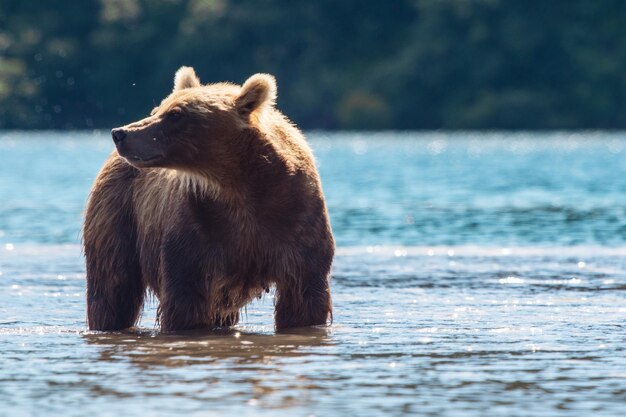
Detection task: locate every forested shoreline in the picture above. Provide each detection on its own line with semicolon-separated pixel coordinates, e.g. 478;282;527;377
1;0;626;130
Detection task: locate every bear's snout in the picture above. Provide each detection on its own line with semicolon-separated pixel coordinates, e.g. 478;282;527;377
111;128;127;145
111;124;166;168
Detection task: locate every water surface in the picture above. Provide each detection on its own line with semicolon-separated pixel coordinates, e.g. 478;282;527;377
0;132;625;416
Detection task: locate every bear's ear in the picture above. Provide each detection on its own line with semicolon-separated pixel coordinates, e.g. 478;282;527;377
235;73;277;116
173;66;201;91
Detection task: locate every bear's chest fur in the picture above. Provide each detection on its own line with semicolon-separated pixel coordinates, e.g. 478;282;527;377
132;169;304;304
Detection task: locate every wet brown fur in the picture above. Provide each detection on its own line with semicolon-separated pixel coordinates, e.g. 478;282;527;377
84;67;334;332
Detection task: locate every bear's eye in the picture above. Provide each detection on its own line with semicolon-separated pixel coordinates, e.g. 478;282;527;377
167;108;183;121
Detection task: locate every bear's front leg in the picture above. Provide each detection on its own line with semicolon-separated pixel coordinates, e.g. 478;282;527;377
274;251;333;330
275;274;332;330
158;230;215;332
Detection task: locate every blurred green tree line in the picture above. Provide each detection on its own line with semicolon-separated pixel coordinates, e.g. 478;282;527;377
1;0;626;130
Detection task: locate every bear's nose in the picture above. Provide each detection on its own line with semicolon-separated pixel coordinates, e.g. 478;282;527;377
111;128;127;145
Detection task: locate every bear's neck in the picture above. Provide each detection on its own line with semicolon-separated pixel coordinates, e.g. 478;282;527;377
167;169;224;199
169;130;291;210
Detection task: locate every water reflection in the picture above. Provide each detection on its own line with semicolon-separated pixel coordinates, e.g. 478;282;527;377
79;327;335;412
83;327;333;370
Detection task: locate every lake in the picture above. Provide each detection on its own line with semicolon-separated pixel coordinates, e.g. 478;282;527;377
1;131;625;416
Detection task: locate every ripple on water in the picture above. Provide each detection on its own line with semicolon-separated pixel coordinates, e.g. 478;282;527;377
0;244;625;416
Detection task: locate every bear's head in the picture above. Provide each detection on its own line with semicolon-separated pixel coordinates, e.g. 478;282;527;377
111;66;277;173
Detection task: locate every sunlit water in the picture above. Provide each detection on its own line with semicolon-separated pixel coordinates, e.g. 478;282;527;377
0;132;625;416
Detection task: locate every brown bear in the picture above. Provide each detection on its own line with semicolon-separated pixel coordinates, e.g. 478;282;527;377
83;67;334;332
